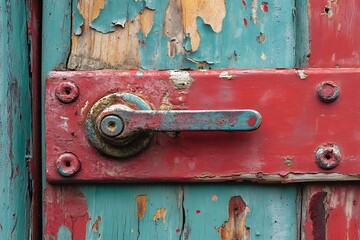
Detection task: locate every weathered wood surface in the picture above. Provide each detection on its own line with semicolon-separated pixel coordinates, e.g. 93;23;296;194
0;0;32;239
302;184;360;240
68;0;300;70
43;1;301;239
308;0;360;67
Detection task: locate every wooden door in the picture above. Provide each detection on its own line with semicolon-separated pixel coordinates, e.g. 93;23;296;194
41;1;360;239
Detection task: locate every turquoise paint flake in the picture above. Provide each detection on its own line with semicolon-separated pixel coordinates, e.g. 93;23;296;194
73;0;84;35
90;0;154;33
187;0;296;68
57;226;72;240
138;0;296;69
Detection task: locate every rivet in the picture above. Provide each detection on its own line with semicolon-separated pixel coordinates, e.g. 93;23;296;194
316;81;340;103
100;115;124;137
55;81;79;103
56;152;81;177
315;143;341;170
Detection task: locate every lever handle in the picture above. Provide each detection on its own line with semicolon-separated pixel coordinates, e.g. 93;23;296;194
86;93;262;158
99;105;261;138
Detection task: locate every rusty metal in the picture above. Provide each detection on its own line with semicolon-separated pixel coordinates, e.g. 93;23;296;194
88;92;261;158
316;81;340;103
100;115;124;137
55;81;80;103
86;92;154;158
45;69;360;183
315;143;341;170
56;152;81;177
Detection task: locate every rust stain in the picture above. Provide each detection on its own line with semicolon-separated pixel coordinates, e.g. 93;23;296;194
140;8;155;37
309;192;328;240
218;196;250;240
181;0;226;51
136;195;147;220
153;208;167;224
256;32;265;43
91;216;102;232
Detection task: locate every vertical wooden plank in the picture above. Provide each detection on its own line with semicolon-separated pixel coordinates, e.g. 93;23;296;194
182;184;298;240
308;0;360;67
0;0;32;239
81;185;183;239
302;184;360;240
26;0;42;238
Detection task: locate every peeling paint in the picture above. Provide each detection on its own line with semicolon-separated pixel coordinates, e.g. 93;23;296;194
251;0;258;24
91;216;102;232
136;195;147;220
165;0;185;57
169;71;193;90
218;196;250;240
309;192;328;240
219;71;232;79
296;70;308;79
153;208;167;224
181;0;226;51
140;8;155;37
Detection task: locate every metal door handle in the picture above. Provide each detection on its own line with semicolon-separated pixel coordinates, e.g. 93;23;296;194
86;93;261;158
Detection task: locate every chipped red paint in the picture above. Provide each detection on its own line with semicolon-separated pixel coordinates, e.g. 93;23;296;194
26;0;42;239
303;184;360;240
241;0;247;8
243;18;248;28
308;0;360;67
45;69;360;183
246;115;257;128
309;192;327;240
261;2;268;12
44;186;90;239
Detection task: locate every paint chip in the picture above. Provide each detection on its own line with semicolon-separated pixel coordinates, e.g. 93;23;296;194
169;71;193;90
136;195;147;220
296;70;308;79
219;71;232;80
153;208;167;224
91;216;102;232
261;52;267;60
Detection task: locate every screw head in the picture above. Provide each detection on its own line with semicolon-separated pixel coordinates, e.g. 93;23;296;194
317;81;340;103
55;81;79;103
315;143;341;170
56;152;81;177
100;115;124;137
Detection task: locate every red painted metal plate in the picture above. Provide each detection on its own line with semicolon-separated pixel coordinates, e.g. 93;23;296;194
46;69;360;183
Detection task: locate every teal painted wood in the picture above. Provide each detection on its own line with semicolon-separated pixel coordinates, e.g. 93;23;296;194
295;0;310;67
0;0;32;239
74;0;298;69
81;185;183;240
182;184;298;239
43;0;308;238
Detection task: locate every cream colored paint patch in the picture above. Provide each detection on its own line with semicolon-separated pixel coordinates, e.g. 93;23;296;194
181;0;226;51
68;0;154;70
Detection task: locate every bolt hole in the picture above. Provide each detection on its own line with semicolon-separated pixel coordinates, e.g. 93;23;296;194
324;7;332;15
64;88;71;95
65;161;71;167
325;153;332;160
107;121;116;130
